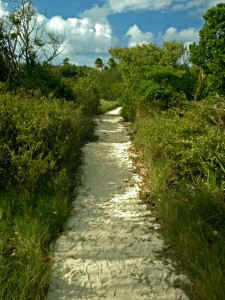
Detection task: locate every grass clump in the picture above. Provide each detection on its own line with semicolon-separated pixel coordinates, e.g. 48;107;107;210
133;97;225;300
0;189;69;300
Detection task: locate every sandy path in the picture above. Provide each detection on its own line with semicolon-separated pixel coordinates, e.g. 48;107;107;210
48;108;190;300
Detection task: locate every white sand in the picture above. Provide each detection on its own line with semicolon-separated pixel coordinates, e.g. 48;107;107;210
48;108;190;300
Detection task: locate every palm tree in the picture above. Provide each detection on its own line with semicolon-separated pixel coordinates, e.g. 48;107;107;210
94;57;104;70
107;57;117;68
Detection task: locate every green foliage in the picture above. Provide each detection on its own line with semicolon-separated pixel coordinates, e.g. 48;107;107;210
190;3;225;95
133;96;225;299
0;91;86;191
59;58;86;79
13;64;75;100
135;97;225;188
96;67;122;101
0;0;63;85
0;21;9;81
159;185;225;300
0;4;100;297
72;72;100;117
204;150;225;189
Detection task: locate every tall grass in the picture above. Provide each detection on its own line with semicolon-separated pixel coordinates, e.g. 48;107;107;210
0;190;62;299
133;97;225;299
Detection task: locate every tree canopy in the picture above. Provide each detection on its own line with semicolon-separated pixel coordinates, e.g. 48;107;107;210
190;3;225;94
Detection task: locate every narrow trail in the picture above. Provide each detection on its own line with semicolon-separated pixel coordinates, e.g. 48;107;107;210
48;108;190;300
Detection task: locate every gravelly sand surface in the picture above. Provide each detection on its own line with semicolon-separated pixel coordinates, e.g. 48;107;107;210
48;108;190;300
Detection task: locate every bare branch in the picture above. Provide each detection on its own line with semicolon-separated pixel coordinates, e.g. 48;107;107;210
0;0;65;82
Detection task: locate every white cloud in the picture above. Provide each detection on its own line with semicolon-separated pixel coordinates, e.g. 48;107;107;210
44;6;117;65
186;0;225;10
126;25;154;47
80;5;110;24
172;0;225;12
186;0;207;9
0;1;8;17
46;16;68;34
125;25;200;49
108;0;172;13
161;27;200;46
171;4;184;11
107;0;225;14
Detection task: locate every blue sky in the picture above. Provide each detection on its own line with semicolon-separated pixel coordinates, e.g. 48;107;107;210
1;0;225;66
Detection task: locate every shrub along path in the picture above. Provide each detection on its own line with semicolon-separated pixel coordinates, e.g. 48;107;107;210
48;108;190;300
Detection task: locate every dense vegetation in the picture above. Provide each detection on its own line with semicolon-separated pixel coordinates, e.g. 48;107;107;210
1;0;225;299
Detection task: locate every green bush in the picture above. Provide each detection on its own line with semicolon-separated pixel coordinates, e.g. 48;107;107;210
134;98;225;186
73;75;100;116
10;65;75;101
0;91;86;191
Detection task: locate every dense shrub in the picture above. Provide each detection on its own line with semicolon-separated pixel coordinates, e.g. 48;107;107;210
136;97;225;180
0;91;88;191
73;75;100;116
12;65;75;100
